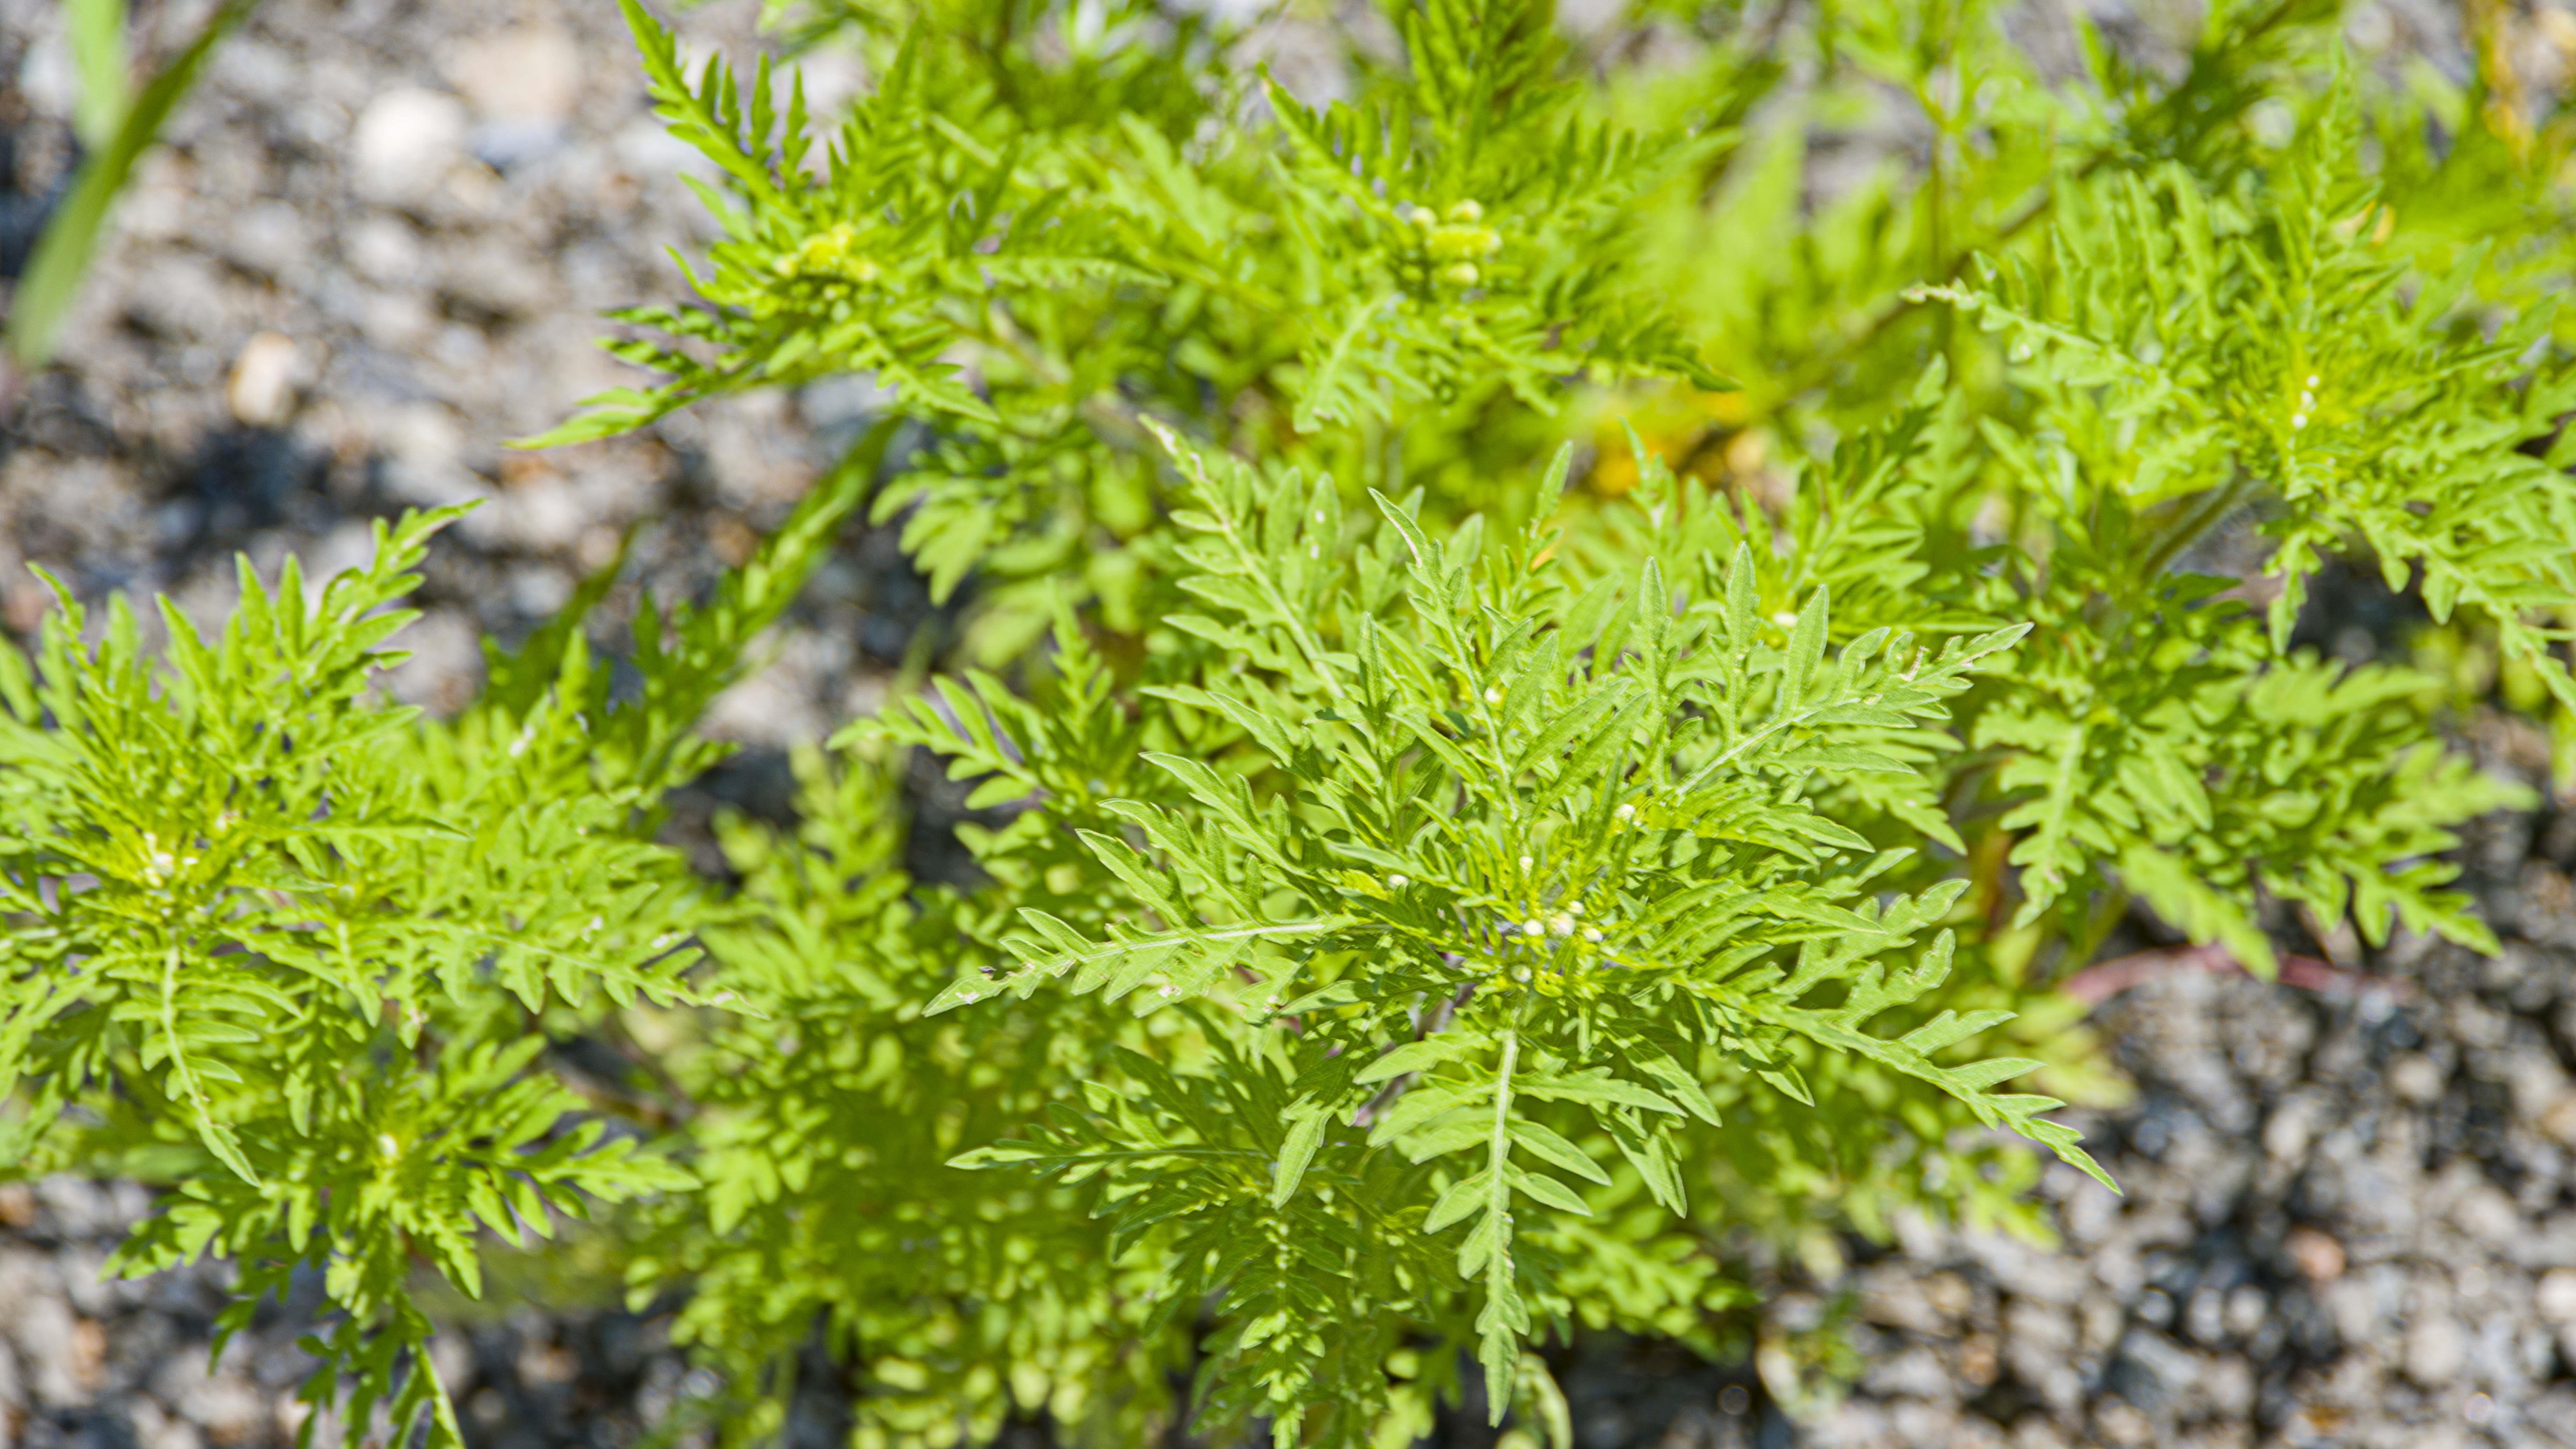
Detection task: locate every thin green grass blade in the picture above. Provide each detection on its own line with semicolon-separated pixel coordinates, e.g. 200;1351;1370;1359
7;0;259;367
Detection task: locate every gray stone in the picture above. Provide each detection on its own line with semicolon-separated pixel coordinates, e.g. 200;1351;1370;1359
2404;1313;2465;1386
2115;1327;2200;1407
2539;1268;2576;1323
221;200;310;278
7;1289;88;1406
1860;1346;1956;1402
349;87;469;206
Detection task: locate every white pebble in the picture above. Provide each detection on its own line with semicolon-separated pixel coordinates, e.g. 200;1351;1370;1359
350;88;469;204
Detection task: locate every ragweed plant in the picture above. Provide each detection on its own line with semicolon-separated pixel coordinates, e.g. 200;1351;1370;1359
6;0;2574;1446
0;510;698;1443
0;462;873;1445
919;432;2115;1432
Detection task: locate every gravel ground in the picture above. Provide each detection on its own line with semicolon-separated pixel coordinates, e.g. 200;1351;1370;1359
8;2;2576;1448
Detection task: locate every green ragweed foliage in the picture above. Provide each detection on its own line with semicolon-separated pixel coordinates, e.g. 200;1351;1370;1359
1923;132;2576;690
1964;544;2526;973
634;423;2121;1448
1620;0;2352;420
1907;106;2563;967
0;469;877;1445
0;512;703;1445
534;0;1724;650
1254;0;1727;430
596;50;2562;1431
910;433;2110;1439
626;737;1178;1449
522;0;1154;445
9;2;2574;1445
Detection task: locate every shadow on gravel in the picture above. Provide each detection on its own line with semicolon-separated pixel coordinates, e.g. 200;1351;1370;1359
156;425;334;568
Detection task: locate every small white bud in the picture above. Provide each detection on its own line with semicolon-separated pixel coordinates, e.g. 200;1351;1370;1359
2306;373;2320;388
1615;803;1637;821
378;1134;400;1160
1548;913;1573;936
1483;687;1502;704
1582;927;1603;943
2292;414;2309;430
1157;985;1178;998
1568;901;1585;916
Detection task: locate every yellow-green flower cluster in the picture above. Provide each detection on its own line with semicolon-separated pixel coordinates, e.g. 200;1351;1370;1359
1405;199;1502;287
771;222;884;286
